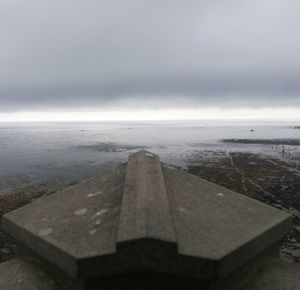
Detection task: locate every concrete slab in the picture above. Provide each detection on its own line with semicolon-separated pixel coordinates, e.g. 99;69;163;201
0;258;61;290
3;164;127;277
162;164;293;277
2;151;293;286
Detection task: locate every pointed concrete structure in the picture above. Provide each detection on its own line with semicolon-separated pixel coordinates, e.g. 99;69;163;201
2;151;293;289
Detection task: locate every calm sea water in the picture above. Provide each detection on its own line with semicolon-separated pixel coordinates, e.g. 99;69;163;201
0;120;299;188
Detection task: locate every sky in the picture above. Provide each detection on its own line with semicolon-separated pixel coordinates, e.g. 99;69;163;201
0;0;300;121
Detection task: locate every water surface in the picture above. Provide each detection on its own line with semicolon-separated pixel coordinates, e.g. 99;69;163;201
0;120;299;194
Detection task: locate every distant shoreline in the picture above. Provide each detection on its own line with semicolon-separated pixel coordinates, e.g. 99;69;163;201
222;138;300;146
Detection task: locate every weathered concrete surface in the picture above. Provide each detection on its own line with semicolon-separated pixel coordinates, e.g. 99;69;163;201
3;164;126;277
244;259;300;290
118;150;176;242
163;164;293;277
0;258;61;290
2;150;293;288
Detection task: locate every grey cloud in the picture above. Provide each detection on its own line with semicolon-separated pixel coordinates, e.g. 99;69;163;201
0;0;300;112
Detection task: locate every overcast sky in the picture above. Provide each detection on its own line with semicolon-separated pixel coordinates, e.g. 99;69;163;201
0;0;299;114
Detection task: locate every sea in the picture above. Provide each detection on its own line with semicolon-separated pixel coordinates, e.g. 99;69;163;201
0;120;300;195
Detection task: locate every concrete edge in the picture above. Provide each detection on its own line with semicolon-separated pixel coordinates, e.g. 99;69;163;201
218;213;293;277
2;216;78;278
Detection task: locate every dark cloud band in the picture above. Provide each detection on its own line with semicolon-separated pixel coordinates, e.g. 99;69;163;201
0;0;299;112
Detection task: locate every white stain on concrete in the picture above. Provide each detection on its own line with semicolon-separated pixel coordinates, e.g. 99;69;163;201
89;229;97;235
178;207;186;213
96;209;108;216
75;208;87;215
217;193;224;197
87;190;103;198
38;228;53;236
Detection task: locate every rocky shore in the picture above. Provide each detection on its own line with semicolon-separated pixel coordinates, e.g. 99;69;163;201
222;138;300;146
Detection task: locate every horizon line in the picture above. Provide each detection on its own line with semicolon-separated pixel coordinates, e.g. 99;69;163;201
0;108;300;122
